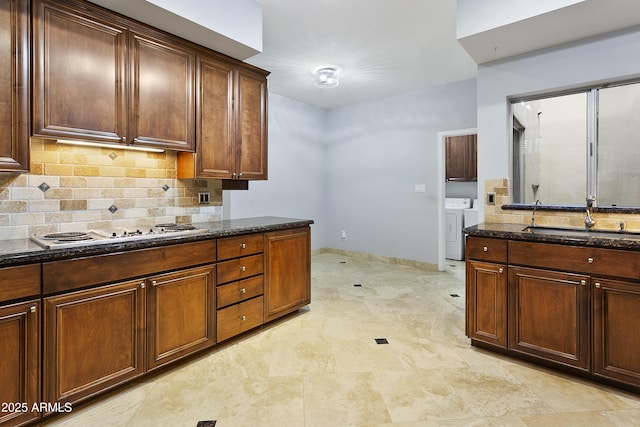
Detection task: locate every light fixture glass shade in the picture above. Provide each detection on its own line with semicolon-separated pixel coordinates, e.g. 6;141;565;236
315;66;339;88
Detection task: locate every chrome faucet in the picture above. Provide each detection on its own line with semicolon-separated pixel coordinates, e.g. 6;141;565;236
530;200;541;227
585;196;596;229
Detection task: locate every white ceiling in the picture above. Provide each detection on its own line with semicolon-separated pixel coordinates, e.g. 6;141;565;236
89;0;640;111
244;0;478;109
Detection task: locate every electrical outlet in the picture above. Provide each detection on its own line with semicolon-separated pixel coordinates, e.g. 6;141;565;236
341;230;347;241
487;192;496;205
199;192;210;204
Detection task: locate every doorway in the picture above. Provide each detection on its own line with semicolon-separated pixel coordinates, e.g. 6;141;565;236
437;128;477;271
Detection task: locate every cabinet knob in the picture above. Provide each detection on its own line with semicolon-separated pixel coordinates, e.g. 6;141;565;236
240;266;246;272
595;282;601;288
238;172;243;178
498;268;504;273
240;315;246;321
240;243;246;249
140;282;145;289
580;280;586;286
587;257;594;264
240;288;246;294
152;280;157;285
232;172;237;178
121;136;127;143
30;305;36;313
483;246;488;252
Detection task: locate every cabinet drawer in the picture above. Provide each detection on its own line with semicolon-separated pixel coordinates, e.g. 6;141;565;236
217;234;263;260
216;296;263;342
508;241;640;280
43;240;216;295
217;275;263;309
0;264;41;303
217;254;263;284
466;237;507;263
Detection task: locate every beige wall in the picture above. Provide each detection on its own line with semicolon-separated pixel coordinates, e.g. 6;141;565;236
0;139;222;240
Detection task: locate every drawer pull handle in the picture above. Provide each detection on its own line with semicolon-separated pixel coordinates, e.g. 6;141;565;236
241;243;246;249
587;257;594;264
595;282;601;288
483;246;488;252
30;305;36;313
498;268;504;273
240;266;246;272
240;288;246;294
580;280;586;286
240;315;246;321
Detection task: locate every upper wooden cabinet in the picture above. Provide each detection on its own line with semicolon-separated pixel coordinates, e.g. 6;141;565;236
445;134;477;182
0;0;30;172
32;0;196;151
178;53;268;180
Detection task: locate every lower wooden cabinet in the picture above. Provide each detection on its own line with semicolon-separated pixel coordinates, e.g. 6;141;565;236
264;227;311;322
216;296;264;342
593;277;640;386
146;265;216;371
43;280;146;406
508;266;590;371
0;300;40;427
466;260;507;348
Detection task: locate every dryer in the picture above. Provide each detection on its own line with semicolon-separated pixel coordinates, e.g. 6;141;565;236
445;198;470;260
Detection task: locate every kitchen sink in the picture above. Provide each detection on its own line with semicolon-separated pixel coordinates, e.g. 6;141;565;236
521;225;640;240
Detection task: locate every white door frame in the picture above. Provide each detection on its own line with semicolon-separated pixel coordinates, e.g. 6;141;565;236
437;127;477;271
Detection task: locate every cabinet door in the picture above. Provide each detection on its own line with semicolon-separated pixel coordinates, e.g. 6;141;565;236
508;266;590;371
235;66;268;180
264;227;311;322
129;28;195;151
195;54;235;178
146;265;215;371
466;260;507;347
0;300;40;426
593;278;640;386
44;280;145;406
32;0;127;143
0;0;30;172
445;134;476;182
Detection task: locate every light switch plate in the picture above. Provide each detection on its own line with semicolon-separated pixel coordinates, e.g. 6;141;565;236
414;184;426;193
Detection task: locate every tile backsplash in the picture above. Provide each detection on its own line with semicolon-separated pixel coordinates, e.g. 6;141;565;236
484;178;640;231
0;139;222;240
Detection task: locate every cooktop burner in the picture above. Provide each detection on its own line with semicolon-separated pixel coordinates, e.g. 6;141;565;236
31;224;208;249
43;232;94;241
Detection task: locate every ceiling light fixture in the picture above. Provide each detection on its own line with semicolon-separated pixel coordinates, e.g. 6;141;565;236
314;65;340;89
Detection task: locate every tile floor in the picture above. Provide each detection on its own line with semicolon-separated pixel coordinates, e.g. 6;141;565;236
40;252;640;426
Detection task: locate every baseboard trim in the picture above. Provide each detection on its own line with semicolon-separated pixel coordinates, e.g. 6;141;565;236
312;247;439;271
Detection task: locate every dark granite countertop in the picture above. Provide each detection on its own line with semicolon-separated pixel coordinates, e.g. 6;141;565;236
465;222;640;251
0;216;314;267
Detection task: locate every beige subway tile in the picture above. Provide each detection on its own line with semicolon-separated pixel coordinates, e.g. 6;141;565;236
0;201;27;213
0;225;28;240
146;168;167;178
73;188;97;199
86;177;116;188
28;200;60;212
12;187;44;200
12;212;44;226
97;166;125;177
134;178;157;188
60;200;88;211
73;210;102;222
101;188;125;198
0;214;9;226
45;188;73;199
44;164;74;176
112;156;136;168
125;168;146;178
114;178;137;188
74;165;101;176
60;154;89;165
29;163;44;174
45;211;74;223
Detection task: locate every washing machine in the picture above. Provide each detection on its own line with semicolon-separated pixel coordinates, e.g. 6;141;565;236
445;198;470;260
464;198;479;228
